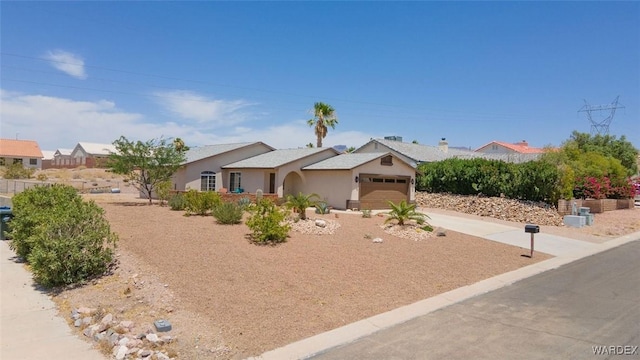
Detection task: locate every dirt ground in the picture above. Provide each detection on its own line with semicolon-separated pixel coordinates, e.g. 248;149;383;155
12;169;640;359
51;193;559;360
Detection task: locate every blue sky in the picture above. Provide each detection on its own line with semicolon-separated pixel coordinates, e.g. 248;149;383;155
1;2;638;152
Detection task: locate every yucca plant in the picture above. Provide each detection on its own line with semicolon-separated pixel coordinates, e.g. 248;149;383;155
384;200;430;226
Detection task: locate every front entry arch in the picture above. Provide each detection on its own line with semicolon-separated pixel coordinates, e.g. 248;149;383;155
282;171;303;197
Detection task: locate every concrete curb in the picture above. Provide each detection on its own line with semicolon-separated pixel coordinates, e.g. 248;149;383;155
247;231;640;360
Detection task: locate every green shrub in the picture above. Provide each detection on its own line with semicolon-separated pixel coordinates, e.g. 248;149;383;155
168;192;186;211
8;184;117;288
212;202;244;225
2;163;35;179
315;201;330;214
285;192;319;220
184;189;221;215
385;200;430;226
155;181;172;206
361;209;372;218
237;197;251;210
246;199;290;244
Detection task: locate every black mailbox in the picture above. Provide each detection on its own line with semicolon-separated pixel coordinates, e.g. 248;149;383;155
525;224;540;233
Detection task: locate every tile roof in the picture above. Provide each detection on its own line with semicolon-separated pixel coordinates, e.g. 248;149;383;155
0;139;44;158
476;141;546;154
223;148;338;169
184;142;273;164
303;152;389;170
77;142;117;155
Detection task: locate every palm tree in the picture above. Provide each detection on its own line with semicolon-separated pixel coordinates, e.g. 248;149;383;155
345;146;356;153
384;200;430;226
307;102;338;148
285;192;320;220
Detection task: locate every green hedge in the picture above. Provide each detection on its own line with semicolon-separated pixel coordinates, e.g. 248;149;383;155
417;158;560;203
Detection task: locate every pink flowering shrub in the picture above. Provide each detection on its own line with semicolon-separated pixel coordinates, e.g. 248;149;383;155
574;176;636;199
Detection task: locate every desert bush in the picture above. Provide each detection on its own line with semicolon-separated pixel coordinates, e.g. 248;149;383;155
212;202;244;225
8;184;117;287
2;163;35;179
361;209;372;218
36;173;48;182
155;180;172;206
237;197;251;210
315;201;330;214
184;189;221;215
246;199;290;244
168;193;186;211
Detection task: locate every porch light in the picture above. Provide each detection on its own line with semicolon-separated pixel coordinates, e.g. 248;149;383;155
411;178;414;184
355;176;359;183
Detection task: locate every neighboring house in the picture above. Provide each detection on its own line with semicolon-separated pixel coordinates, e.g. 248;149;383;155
475;140;545;154
302;152;415;210
0;138;44;170
357;137;541;165
52;148;74;168
70;142;117;168
221;147;339;197
173;142;274;192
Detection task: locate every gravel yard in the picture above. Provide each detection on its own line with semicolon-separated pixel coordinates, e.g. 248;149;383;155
52;193;556;359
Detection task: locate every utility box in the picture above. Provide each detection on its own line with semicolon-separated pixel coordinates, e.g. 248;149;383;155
564;215;586;228
524;224;540;233
0;206;13;240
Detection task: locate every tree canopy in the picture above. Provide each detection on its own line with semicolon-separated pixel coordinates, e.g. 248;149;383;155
108;136;187;204
307;102;338;148
563;131;638;175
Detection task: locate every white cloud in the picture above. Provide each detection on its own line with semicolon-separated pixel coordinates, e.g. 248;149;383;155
0;90;377;152
155;90;255;126
43;50;87;80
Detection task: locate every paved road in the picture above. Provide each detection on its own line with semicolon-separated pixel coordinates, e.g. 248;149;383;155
311;240;640;360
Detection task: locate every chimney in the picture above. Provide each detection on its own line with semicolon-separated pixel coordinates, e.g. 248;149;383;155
438;137;448;153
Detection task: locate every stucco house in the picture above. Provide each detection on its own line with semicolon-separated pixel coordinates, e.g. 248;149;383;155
357;137;542;165
52;148;74;167
302;152;415;210
173;142;274;192
0;139;44;169
70;142;117;168
221;147;339;196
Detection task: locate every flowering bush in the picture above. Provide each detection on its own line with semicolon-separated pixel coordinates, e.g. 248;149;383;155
574;176;636;199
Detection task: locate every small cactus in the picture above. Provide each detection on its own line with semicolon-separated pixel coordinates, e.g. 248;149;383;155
256;189;263;201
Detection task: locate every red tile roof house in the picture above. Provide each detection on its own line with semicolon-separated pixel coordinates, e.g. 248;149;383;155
0;139;44;170
475;140;546;155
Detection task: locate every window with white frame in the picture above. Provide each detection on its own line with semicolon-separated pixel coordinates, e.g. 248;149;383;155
230;172;242;192
200;171;216;191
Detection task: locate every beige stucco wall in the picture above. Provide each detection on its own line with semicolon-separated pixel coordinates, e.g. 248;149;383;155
174;144;272;191
476;144;516;154
302;170;353;209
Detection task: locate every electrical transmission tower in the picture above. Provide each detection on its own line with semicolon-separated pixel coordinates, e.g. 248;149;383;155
578;96;625;135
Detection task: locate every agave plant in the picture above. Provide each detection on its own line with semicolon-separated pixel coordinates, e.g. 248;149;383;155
285;192;320;220
384;200;430;226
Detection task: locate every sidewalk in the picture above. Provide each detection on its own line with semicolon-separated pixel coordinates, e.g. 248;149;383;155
0;241;106;360
248;211;640;360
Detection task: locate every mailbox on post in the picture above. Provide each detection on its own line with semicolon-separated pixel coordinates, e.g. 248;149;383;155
525;225;539;234
524;224;539;258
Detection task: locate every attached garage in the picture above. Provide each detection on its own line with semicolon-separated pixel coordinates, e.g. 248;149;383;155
302;152;415;210
359;174;410;210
